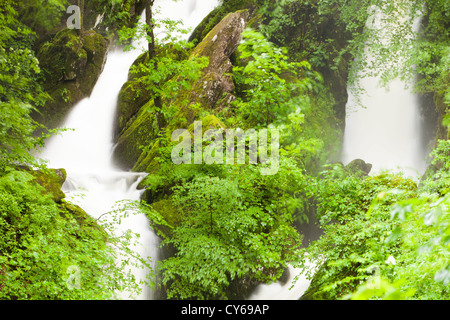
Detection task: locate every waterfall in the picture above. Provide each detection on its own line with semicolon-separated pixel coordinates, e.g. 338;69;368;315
40;0;220;300
341;3;426;177
250;3;428;301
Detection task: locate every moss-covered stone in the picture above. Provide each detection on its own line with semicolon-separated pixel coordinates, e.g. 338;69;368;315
115;80;153;137
114;44;190;139
132;114;226;173
191;10;248;73
163;10;249;133
133;139;162;174
58;200;108;242
344;159;372;176
113;100;159;170
26;168;67;203
149;199;181;238
114;12;247;171
188;114;226;132
33;29;108;131
189;0;259;46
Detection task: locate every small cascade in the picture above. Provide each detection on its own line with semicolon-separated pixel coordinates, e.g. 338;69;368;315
41;15;155;299
248;262;318;301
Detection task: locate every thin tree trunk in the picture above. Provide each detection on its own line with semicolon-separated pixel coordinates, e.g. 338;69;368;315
145;0;156;59
146;0;163;131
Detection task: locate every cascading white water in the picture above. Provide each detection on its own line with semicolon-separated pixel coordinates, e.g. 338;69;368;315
40;0;220;300
248;261;319;301
41;15;155;300
342;4;426;177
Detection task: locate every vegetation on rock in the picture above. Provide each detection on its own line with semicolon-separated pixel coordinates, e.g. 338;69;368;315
0;0;448;301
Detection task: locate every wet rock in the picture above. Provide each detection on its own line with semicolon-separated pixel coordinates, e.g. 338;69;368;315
345;159;372;176
113;11;248;171
33;29;108;131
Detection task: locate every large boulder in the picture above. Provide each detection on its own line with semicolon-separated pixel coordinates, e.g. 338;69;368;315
17;166;67;203
113;10;249;171
345;159;372;176
33;29;108;130
188;10;248;109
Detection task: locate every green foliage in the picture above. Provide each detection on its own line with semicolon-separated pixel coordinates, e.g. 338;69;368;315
118;16;210;130
129;51;209;125
145;160;305;299
302;143;450;300
15;0;67;34
345;188;450;300
410;0;450;98
89;0;143;34
299;165;419;299
421;139;450;195
229;29;338;171
0;170;150;299
259;0;372;71
232;29;320;128
0;2;55;170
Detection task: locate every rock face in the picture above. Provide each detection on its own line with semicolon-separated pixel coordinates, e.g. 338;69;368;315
17;167;67;203
345;159;372;176
189;10;248;110
33;29;108;130
112;10;249;171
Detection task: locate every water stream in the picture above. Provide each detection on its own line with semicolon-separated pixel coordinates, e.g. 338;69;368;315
38;0;423;302
250;2;428;301
341;4;426;177
40;0;220;300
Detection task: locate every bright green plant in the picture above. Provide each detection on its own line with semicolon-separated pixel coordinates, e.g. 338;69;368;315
0;170;152;299
232;29;319;128
144;159;307;300
0;2;57;170
297;165;419;300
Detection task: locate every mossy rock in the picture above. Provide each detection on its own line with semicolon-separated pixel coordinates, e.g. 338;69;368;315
148;199;181;238
115;44;189;137
344;159;372;176
161;10;249;133
187;114;226;133
26;168;67;203
113;100;159;170
132;114;226;173
115;11;247;172
189;0;259;45
191;10;248;73
33;29;108;130
37;29;86;84
58;200;108;242
133;139;162;174
116;80;153;136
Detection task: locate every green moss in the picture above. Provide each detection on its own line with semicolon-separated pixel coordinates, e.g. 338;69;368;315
189;0;258;45
149;199;181;238
116;80;152;134
34;29;108;130
25;168;67;203
187;114;226;133
58;200;108;242
114;100;159;169
132;114;226;174
133;139;161;173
